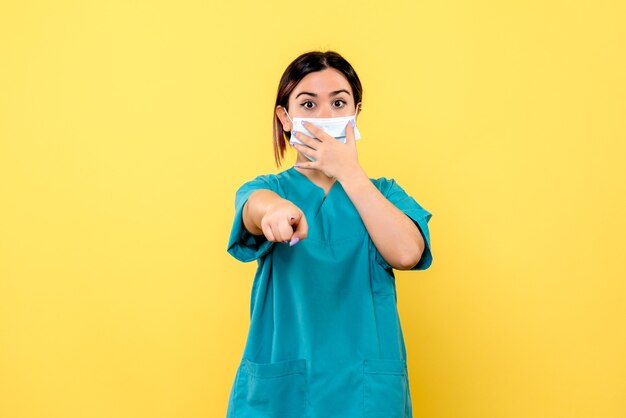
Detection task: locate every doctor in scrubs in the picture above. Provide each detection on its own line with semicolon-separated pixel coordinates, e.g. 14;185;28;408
226;50;433;418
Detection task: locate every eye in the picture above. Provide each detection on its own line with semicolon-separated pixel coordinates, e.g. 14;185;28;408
333;99;347;108
301;100;315;109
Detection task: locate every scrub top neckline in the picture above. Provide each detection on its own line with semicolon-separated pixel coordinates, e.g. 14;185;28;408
290;166;338;199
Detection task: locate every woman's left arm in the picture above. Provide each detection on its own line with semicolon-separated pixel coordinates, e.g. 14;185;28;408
292;120;425;270
340;168;425;270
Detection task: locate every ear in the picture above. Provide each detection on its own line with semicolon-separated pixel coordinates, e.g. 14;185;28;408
276;106;292;132
355;102;362;118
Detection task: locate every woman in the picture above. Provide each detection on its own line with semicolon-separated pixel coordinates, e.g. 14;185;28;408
226;51;433;418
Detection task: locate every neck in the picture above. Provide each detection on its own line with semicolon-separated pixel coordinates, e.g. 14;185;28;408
293;157;336;191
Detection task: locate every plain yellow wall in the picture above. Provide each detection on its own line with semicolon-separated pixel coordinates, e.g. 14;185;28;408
1;1;625;417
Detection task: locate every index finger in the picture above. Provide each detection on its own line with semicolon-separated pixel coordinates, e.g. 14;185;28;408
301;120;331;142
291;212;308;244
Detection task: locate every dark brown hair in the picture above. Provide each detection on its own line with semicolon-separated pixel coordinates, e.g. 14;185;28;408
273;51;363;166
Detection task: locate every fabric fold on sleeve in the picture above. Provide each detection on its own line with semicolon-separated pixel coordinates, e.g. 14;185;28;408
226;175;279;262
372;178;433;271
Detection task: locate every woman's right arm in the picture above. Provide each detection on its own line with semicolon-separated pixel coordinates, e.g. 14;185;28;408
242;190;308;245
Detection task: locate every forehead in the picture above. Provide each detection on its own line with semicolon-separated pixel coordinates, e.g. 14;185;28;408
293;68;352;95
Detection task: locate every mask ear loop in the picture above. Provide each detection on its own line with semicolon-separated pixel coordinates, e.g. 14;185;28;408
282;106;294;125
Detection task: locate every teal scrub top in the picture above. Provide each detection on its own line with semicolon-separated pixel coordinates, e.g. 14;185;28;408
226;167;433;418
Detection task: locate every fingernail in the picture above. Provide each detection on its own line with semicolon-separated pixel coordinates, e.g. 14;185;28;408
289;237;300;246
301;120;307;126
294;163;300;168
350;119;355;127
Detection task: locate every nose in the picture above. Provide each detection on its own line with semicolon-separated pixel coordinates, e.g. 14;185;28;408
317;104;334;118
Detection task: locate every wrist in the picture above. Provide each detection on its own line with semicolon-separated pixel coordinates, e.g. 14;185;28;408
336;163;368;186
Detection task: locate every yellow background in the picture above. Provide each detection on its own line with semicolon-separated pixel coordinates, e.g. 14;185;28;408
1;0;624;417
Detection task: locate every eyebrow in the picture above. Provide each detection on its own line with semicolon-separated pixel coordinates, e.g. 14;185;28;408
295;89;351;99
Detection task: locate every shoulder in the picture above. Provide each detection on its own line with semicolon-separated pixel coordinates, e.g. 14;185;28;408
370;176;432;223
237;169;294;193
369;177;403;196
370;177;423;207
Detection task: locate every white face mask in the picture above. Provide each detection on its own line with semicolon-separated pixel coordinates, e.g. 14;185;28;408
284;107;361;149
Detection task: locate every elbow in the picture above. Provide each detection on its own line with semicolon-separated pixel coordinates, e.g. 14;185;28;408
391;245;424;271
385;228;427;270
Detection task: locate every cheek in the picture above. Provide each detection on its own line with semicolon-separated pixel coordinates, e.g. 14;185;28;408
339;105;356;116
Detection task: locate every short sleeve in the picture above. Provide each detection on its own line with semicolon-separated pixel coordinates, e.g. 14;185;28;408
226;175;280;262
372;178;433;271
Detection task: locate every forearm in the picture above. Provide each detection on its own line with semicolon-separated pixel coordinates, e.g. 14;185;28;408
242;189;285;236
340;167;425;270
